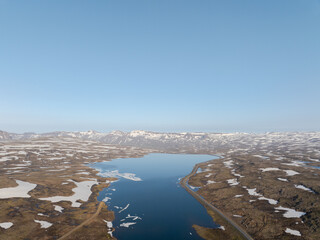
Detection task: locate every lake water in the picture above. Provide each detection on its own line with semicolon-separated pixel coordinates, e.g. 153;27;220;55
90;153;219;240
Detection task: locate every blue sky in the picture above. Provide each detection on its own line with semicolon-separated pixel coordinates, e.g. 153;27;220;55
0;0;319;133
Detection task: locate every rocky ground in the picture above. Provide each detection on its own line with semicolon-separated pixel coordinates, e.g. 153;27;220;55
0;131;319;240
0;138;151;240
189;150;320;240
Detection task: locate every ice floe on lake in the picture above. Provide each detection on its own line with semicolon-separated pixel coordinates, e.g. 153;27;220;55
0;180;37;199
119;204;130;213
97;170;142;181
103;197;111;202
120;222;136;228
126;214;142;221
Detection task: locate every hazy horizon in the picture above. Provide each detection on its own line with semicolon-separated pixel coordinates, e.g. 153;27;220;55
2;128;320;135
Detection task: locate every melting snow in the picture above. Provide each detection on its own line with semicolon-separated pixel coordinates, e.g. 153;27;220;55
103;220;113;228
275;206;306;218
282;161;305;167
37;213;49;217
224;160;233;168
277;178;288;182
34;220;52;228
76;172;90;175
234;195;243;198
0;180;37;199
54;205;64;213
0;222;13;229
283;170;300;176
258;197;278;205
219;226;225;230
206;180;216;185
39;180;97;207
103;220;113;237
246;188;261;196
260;168;280;172
227;178;239;186
294;185;314;193
285;228;301;236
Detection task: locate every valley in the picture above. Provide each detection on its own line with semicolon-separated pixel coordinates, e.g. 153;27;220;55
0;130;319;239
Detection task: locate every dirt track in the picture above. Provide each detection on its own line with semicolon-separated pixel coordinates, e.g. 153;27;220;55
58;201;105;240
180;161;254;240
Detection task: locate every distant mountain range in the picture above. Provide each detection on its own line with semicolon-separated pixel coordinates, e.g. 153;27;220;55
1;130;319;153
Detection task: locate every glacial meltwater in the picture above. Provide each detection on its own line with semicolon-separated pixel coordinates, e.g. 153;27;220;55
90;153;220;240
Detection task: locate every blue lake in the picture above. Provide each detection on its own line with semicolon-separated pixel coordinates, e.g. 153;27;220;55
90;153;219;240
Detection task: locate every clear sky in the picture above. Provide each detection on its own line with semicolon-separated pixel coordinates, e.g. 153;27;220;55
0;0;319;133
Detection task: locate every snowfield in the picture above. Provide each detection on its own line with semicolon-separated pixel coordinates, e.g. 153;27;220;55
39;180;97;207
0;180;37;199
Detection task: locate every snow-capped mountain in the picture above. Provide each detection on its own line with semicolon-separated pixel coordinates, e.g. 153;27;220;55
0;129;319;153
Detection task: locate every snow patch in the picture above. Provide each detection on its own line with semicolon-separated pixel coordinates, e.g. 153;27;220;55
277;178;288;182
0;180;37;199
34;220;52;229
294;185;314;193
227;178;239;186
234;195;243;198
54;205;64;213
39;180;97;207
260;168;280;172
206;180;216;185
258;196;278;205
283;170;300;176
275;206;306;218
0;222;13;229
285;228;301;236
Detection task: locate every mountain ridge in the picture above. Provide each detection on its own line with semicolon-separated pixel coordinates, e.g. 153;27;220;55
1;129;319;152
